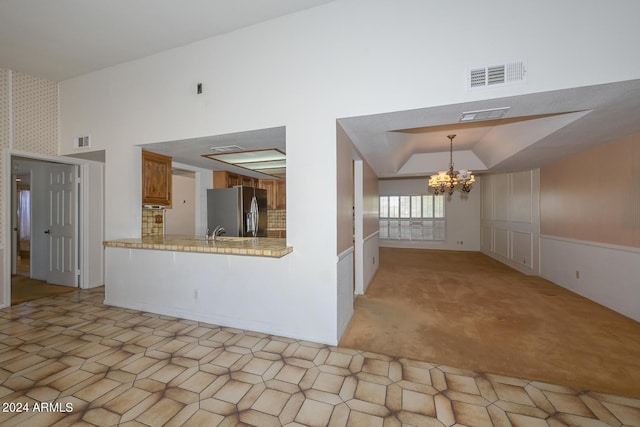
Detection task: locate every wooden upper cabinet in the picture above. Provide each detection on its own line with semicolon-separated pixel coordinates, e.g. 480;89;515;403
276;179;286;209
241;175;255;188
142;150;172;207
214;171;257;189
258;179;277;210
214;171;241;188
258;178;286;210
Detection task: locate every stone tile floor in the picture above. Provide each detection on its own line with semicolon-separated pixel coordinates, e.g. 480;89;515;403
0;287;639;426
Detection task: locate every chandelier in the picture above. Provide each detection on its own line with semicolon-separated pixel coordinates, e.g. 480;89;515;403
428;134;475;195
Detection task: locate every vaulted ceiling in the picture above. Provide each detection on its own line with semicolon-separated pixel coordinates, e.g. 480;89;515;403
1;1;639;178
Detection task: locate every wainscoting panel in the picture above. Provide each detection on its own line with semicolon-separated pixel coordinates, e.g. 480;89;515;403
493;174;509;221
540;235;640;322
510;171;533;223
481;170;540;275
494;228;509;258
481;226;492;252
511;230;533;268
337;247;355;340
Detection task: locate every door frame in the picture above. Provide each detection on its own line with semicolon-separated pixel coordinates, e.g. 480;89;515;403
353;158;364;295
1;149;101;307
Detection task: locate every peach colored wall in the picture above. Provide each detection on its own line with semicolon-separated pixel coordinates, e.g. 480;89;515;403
362;159;379;239
336;124;379;254
336;124;354;254
540;132;640;248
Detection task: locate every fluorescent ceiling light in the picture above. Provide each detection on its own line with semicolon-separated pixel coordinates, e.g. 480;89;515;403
202;148;286;178
208;149;285;164
240;159;287;170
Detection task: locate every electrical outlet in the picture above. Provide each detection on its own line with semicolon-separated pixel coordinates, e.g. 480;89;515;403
575;271;580;279
373;256;375;264
194;289;199;299
197;83;203;94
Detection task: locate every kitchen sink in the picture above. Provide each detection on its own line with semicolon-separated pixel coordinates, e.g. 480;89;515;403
215;236;257;242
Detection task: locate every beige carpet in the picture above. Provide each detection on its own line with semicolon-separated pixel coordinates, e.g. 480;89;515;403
11;275;76;305
339;248;640;399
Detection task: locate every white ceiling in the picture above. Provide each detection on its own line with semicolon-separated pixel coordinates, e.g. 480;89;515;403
0;0;336;81
1;1;639;178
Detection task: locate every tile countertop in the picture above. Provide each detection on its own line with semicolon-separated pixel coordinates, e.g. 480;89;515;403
103;234;293;258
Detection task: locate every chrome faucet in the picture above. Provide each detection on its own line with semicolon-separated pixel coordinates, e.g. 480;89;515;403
205;226;226;241
212;225;226;241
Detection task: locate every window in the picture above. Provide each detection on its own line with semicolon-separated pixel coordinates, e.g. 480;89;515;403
379;194;445;241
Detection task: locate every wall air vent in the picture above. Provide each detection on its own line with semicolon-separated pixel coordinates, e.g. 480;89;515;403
76;135;90;148
468;61;526;90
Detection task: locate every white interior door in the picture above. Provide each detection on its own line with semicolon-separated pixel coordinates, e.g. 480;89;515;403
46;164;77;287
10;174;18;275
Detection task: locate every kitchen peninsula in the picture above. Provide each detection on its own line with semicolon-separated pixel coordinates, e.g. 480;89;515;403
102;235;301;340
103;234;292;257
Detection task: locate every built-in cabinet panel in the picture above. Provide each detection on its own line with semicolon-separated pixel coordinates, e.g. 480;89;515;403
481;170;540;275
493;174;509;221
481;226;492;252
511;231;533;268
494;228;509;258
511;171;533;223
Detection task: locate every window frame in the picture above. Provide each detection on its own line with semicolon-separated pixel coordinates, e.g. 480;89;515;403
379;194;445;241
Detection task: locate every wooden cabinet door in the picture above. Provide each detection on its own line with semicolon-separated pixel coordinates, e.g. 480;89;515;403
258;179;277;210
242;175;255;187
142;150;172;206
276;179;286;209
227;173;242;187
214;171;243;188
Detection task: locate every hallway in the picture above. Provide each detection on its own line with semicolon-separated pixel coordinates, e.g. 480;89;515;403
340;248;640;399
11;254;75;305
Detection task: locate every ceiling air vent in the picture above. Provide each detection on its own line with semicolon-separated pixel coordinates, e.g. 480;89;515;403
209;145;244;152
468;61;526;90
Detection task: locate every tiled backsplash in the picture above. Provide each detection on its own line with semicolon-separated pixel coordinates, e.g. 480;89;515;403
267;209;286;230
142;208;165;236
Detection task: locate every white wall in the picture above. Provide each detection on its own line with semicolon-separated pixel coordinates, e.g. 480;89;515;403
83;161;104;288
480;170;540;275
540;237;640;322
379;178;481;251
106;247;336;344
58;0;640;342
362;232;379;293
336;248;354;339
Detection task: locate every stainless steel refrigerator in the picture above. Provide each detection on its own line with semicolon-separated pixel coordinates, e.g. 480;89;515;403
207;186;268;237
